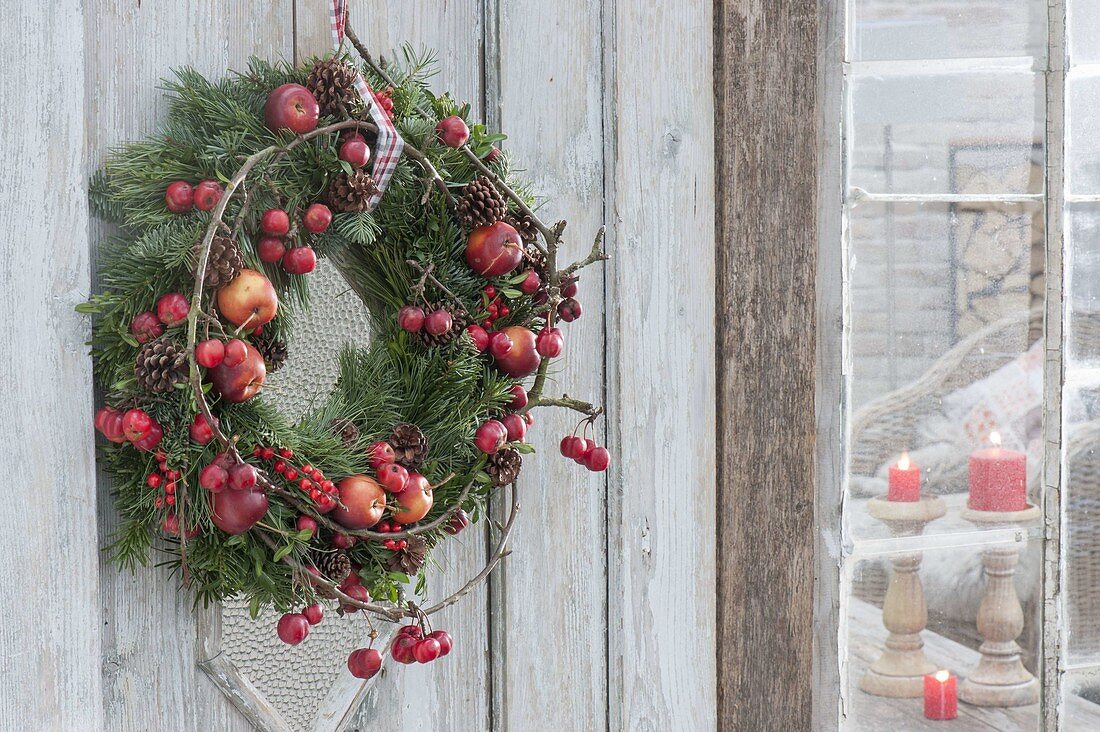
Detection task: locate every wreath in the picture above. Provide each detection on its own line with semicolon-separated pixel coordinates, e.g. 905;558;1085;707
81;30;607;678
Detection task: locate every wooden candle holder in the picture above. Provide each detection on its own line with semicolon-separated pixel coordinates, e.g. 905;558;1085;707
860;496;946;698
958;505;1041;708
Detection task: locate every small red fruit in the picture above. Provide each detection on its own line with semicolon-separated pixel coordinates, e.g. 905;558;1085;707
340;583;371;612
378;463;409;493
347;647;383;679
428;630;454;656
261;208;291;236
193;180;224;212
435;115;470;148
558;297;582;322
507;385;528;410
424;309;453;337
519;269;541;294
195;339;226;368
164;181;194;213
466;324;489;351
200;463;229;492
223;338;248;367
560;435;585;459
536;327;564;358
122;409;153;443
585;446;610;472
367;441;395;469
445;509;470;535
397;305;426;333
133;423;164;451
189;413;216;444
257;235;286;263
561;277;579;298
575;438;597;465
277;613;310;645
339;137;371;168
302;203;332;234
398;624;423;638
465;222;523;277
283;246;317;275
264;83;320;134
390;634;418;664
101;409;127;443
488;331;513;359
303;603;324;625
413;637;443;663
296;515;318;538
475;420;508;454
501;414;527;443
130;311;164;343
228;463;258;491
485;146;502;163
156;293;190;325
331;532;356;549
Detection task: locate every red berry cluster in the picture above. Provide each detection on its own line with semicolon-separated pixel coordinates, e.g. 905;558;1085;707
95;406;165;452
396;304;453;338
146;450;182;510
478;284;511;330
251;445;338;512
473;385;534;455
130;291;191;343
164;179;224;214
391;623;454;665
373;87;395;121
257;205;325;275
560;429;610;472
374;520;408;551
198;451;258;493
556;276;582;322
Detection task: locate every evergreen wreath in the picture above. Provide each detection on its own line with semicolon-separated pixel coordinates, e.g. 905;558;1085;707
81;36;608;677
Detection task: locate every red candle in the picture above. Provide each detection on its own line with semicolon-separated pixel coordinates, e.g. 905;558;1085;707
887;452;921;502
924;670;957;720
968;432;1027;512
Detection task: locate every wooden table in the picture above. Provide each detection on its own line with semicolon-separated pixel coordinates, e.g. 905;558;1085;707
848;598;1100;729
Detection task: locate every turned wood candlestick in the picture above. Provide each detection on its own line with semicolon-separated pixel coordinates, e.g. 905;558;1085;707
860;495;946;698
958;504;1041;708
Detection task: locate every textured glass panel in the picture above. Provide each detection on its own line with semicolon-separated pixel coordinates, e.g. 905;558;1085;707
1063;668;1100;727
1067;204;1100;367
844;542;1041;729
849;0;1046;62
1067;72;1100;195
848;72;1044;195
1069;1;1100;65
1062;379;1100;666
847;202;1043;540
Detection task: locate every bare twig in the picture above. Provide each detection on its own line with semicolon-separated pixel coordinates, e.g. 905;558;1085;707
405;259;465;308
526;396;603;418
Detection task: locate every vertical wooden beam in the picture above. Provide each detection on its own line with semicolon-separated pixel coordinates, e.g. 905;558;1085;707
715;1;819;729
0;2;102;729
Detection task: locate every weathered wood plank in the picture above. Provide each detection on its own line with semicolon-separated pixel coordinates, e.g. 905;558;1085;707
487;0;610;729
85;3;294;729
0;2;102;730
293;4;493;730
715;0;818;729
605;1;718;730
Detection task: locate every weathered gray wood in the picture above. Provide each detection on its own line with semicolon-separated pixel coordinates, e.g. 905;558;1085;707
606;0;718;730
716;0;817;729
487;0;610;729
0;2;103;731
294;4;493;731
85;3;293;729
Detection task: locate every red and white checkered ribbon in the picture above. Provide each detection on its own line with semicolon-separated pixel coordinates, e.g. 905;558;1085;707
330;0;403;209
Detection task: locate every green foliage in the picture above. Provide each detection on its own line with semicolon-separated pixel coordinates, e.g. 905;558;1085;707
84;51;544;616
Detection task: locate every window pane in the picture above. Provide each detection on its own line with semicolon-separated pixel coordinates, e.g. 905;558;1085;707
849;1;1047;62
1067;204;1100;366
1063;380;1100;665
848;72;1044;195
1069;2;1100;65
1067;71;1100;195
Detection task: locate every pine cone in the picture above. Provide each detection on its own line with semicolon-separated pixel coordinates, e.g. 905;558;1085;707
456;176;507;229
388;423;428;470
254;334;287;372
486;447;522;487
196;235;243;289
305;57;359;117
418;303;471;348
326;170;378;213
385;535;427;575
134;337;189;393
315;551;352;584
329;418;360;448
505;211;538;243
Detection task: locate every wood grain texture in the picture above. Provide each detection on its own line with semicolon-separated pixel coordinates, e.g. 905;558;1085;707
85;3;293;729
488;0;610;729
0;2;103;731
606;0;718;730
293;4;493;730
715;0;818;729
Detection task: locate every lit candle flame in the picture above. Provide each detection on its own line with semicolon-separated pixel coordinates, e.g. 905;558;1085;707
990;430;1002;447
934;670;950;683
898;451;910;471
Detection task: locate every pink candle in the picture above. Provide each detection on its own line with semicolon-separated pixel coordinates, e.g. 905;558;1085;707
887;452;921;502
968;431;1027;512
923;670;957;720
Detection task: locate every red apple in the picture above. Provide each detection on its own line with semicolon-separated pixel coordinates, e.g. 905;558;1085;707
398;305;425;333
195;339;225;368
199;463;229;492
488;330;513;359
216;269;278;328
208;342;266;402
223;338;247;367
333;475;386;529
257;236;286;263
189;412;216;444
282;246;317;275
264;84;320;135
392;473;433;523
493;326;540;377
428;630;453;656
536;326;564;358
228;462;258;491
277;612;310;645
445;509;470;535
465;222;523;277
156;293;190;325
347;648;382;679
466;324;489;351
519;269;541;294
585;446;610;472
260;208;291;236
130;311;163;343
340;583;371;612
391;634;418;664
133;422;164;451
413;637;442;663
296;515;318;538
501;414;527;442
378;463;409;493
122;409;153;443
424;309;453;336
435;115;470;148
303;603;324;625
164;181;193;213
474;420;507;454
367;441;396;469
507;385;528;410
302;203;332;234
211;486;269;534
339;137;371;168
193;180;224;212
